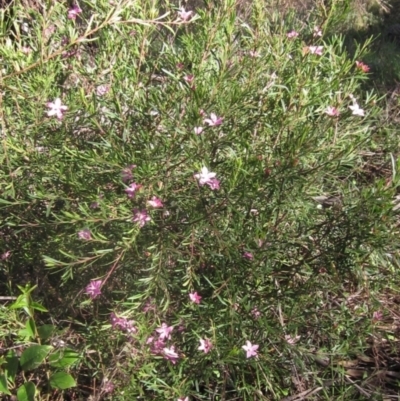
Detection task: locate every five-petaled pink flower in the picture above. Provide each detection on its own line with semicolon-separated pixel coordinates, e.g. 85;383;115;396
132;209;151;227
78;229;91;240
85;279;102;299
204;113;223;127
125;182;142;199
96;84;110;96
46;98;68;120
355;61;370;73
147;196;163;208
243;252;254;260
242;340;259;358
208;178;220;190
194;127;204;135
156;323;174;340
325;106;340;117
287;30;299;39
198;338;213;354
67;4;82;20
163;346;179;364
189;292;202;304
306;46;323;55
177;7;193;22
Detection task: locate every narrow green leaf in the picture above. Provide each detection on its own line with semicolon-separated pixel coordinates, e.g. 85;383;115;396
49;372;76;390
30;302;48;312
0;374;11;395
25;318;36;340
4;352;19;383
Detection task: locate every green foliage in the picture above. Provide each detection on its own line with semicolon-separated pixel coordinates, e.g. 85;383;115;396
0;286;78;398
0;0;399;399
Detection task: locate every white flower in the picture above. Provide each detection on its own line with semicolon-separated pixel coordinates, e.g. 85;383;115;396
46;98;68;120
194;167;216;186
194;127;203;135
349;103;365;116
177;7;193;21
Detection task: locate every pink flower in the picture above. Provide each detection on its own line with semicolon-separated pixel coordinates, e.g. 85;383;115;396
44;25;56;39
78;229;91;240
372;311;383;322
21;46;32;54
248;50;260;58
67;4;82;20
306;46;323;55
1;251;11;260
125;182;142;198
313;26;322;37
121;164;136;182
156;323;173;340
251;307;261;319
285;334;301;345
103;380;114;394
163;346;179;363
132;209;151;227
184;74;194;83
46;98;68;120
177;7;194;22
189;292;202;304
147;196;163;208
198;338;213;354
199;109;206;117
148;337;166;354
96;84;110;96
194;167;217;186
243;252;253;260
204;113;223;127
110;313;137;334
85;280;102;299
207;178;220;190
325;106;340;117
177;397;189;401
143;298;156;312
287;30;299;38
194;126;204;135
355;61;370;73
242;340;259;358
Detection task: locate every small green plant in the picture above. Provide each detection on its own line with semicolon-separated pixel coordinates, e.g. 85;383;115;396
0;285;80;400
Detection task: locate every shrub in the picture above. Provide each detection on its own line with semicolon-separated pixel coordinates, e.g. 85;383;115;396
0;0;398;399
